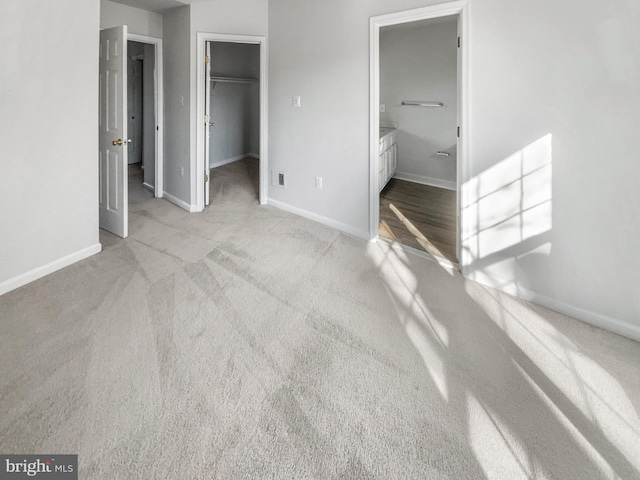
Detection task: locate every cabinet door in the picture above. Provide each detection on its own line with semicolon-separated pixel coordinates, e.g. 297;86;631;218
387;144;397;182
379;151;387;191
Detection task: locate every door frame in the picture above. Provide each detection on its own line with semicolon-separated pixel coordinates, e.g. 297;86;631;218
195;33;268;210
369;1;469;264
127;33;164;198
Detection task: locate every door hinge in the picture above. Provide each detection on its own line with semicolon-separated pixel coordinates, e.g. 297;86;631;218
457;126;460;138
458;36;461;48
205;55;210;64
204;114;209;123
204;174;209;183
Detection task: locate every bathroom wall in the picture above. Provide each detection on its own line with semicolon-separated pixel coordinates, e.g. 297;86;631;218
209;42;260;167
380;16;458;190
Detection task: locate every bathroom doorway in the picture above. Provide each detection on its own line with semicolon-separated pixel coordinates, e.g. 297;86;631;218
370;3;468;267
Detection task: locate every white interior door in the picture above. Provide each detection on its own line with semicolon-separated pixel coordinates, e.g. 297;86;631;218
99;26;128;238
204;42;212;206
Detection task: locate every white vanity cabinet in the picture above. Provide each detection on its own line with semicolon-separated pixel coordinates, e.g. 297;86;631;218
379;128;397;191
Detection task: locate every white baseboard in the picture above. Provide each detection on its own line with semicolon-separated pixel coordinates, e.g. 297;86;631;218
163;191;197;213
210;153;258;169
468;270;640;343
266;198;369;240
0;243;102;297
247;153;259;159
393;172;457;191
142;182;154;193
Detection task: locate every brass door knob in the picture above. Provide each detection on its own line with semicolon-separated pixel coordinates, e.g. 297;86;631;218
112;138;132;146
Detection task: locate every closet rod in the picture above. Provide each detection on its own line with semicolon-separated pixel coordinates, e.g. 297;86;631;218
210;76;258;84
401;101;444;107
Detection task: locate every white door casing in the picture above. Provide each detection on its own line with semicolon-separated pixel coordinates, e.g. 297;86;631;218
196;33;268;211
204;42;211;206
369;2;468;266
99;26;128;238
127;33;164;199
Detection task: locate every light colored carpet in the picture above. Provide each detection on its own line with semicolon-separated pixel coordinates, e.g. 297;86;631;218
1;158;640;479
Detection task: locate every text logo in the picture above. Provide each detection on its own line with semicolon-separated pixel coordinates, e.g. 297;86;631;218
0;455;77;480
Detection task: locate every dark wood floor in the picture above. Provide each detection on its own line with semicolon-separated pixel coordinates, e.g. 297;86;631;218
379;178;457;263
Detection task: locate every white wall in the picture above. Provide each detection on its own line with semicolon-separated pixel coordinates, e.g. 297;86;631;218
100;0;163;38
380;17;458;188
268;0;640;338
465;0;640;337
189;0;268;38
163;6;192;207
0;0;101;294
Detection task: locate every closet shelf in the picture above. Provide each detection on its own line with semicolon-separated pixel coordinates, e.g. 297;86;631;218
210;76;259;84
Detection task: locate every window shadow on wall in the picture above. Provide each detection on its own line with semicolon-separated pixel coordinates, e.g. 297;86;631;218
462;134;553;292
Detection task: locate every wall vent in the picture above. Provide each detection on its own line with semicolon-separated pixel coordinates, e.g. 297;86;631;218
272;170;287;188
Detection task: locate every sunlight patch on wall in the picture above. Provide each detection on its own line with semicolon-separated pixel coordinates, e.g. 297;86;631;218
463;134;553;261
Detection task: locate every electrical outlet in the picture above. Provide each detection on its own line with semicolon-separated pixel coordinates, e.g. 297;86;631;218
380;104;386;113
292;96;301;108
315;176;323;189
179;166;184;177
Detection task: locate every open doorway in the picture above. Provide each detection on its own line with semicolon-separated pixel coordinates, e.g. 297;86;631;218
205;41;260;205
98;27;163;239
378;16;458;264
370;3;468;267
127;40;156;202
127;33;163;204
98;25;163;238
196;33;268;212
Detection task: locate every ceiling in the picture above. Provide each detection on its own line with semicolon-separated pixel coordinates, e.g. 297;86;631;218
109;0;212;14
